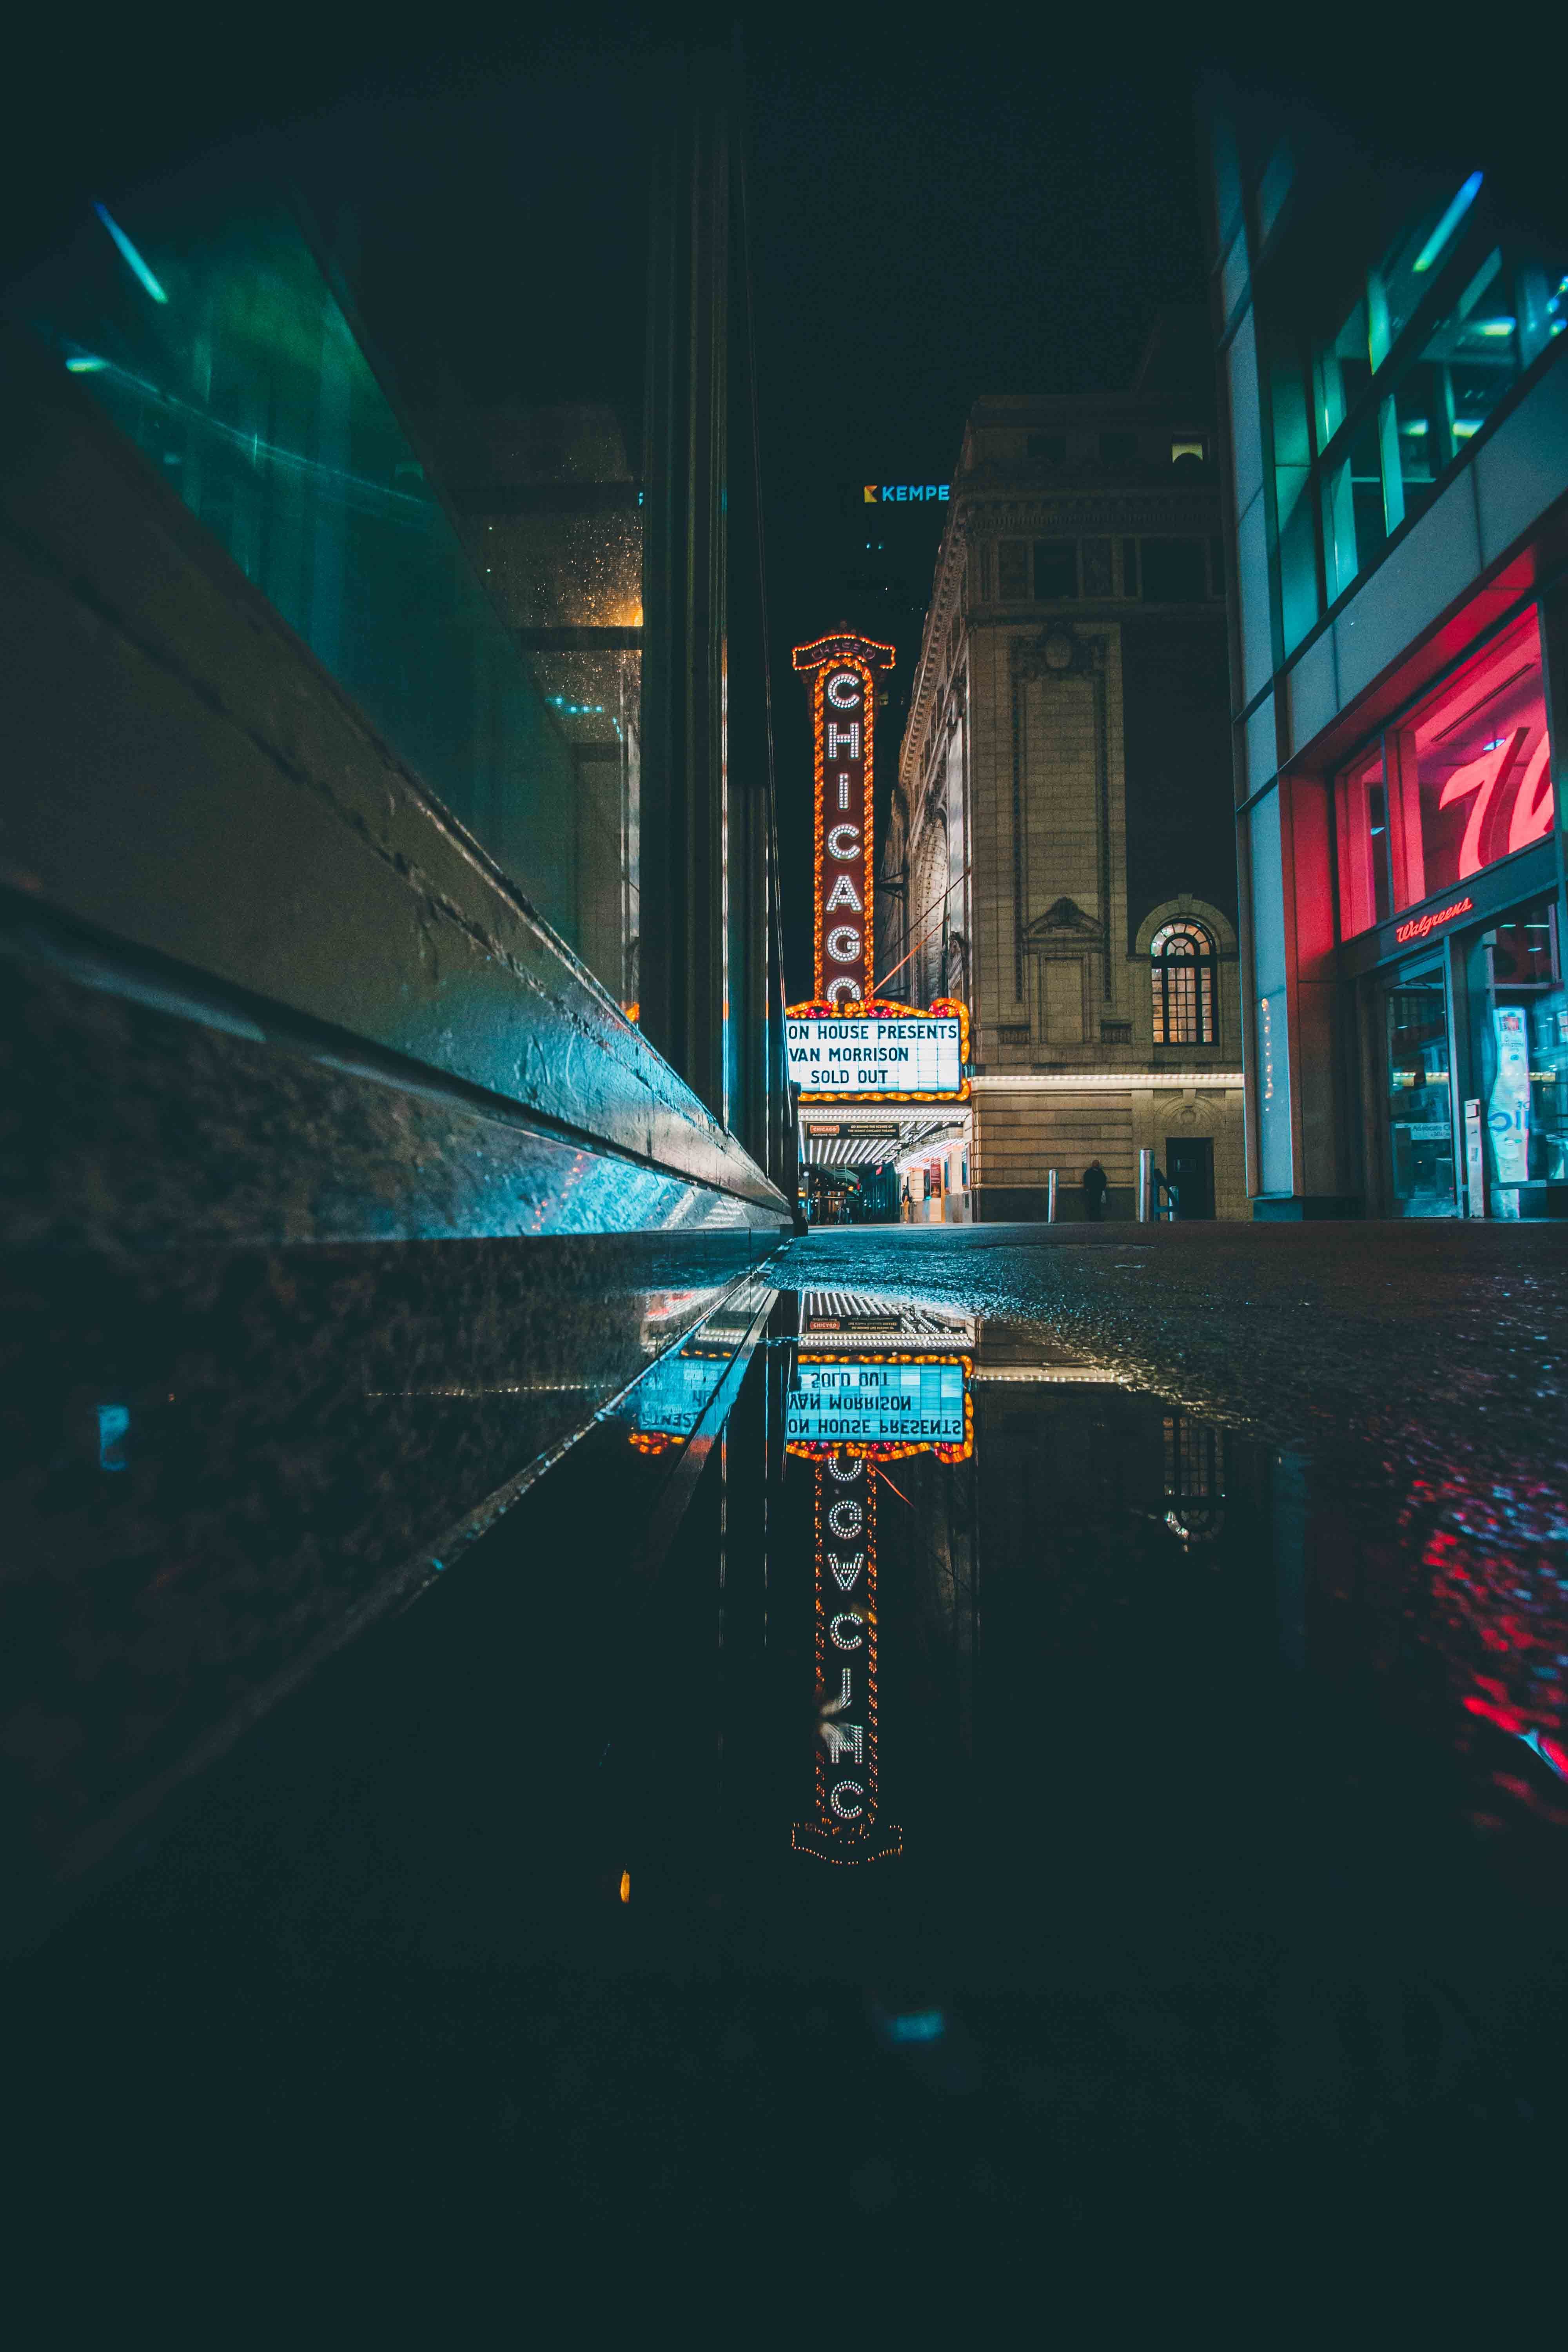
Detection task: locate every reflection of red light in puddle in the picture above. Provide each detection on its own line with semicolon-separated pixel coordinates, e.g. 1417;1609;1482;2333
1463;1698;1568;1785
619;1871;631;1904
1463;1695;1525;1734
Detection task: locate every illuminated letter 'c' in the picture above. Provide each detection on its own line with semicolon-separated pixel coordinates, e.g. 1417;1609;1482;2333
826;825;860;860
830;1780;865;1820
826;671;862;709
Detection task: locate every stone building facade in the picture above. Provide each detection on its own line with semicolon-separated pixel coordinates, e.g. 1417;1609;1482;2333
886;321;1247;1220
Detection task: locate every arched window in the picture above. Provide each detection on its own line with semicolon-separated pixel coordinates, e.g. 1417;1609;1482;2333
1150;920;1215;1045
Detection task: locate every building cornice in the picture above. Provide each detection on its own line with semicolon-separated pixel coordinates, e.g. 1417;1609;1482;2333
970;1071;1244;1089
957;488;1220;534
965;603;1224;626
899;508;969;800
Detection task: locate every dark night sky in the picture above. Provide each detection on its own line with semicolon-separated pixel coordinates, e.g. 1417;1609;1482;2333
11;5;1563;1003
744;39;1212;989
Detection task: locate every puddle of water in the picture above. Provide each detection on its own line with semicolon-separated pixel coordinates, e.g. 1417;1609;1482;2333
7;1267;1567;2248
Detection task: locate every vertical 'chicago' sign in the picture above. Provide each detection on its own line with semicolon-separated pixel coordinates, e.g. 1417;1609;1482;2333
792;633;895;1007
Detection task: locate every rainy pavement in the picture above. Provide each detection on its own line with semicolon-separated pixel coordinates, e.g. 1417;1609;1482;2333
6;1220;1568;2281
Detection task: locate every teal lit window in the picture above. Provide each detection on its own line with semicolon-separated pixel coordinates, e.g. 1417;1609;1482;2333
1264;171;1566;638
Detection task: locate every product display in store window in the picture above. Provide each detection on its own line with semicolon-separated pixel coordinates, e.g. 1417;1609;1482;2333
1468;904;1568;1217
1385;971;1457;1218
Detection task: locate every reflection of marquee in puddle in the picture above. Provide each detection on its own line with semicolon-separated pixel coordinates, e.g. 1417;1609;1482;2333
627;1303;769;1454
791;1297;971;1867
787;1292;975;1464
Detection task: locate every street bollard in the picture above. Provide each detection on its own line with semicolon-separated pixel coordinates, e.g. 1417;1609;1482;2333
1047;1168;1058;1223
1137;1147;1153;1223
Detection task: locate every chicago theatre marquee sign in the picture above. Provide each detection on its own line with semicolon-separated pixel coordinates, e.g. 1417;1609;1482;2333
792;630;891;1007
788;631;968;1103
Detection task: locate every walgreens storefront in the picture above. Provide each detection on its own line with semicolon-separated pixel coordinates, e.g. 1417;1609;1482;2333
1336;601;1567;1218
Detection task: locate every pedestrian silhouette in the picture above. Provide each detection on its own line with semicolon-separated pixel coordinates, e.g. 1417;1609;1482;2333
1083;1160;1107;1221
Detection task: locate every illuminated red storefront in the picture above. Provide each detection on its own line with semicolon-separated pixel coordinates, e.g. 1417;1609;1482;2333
1332;606;1566;1219
1203;104;1568;1220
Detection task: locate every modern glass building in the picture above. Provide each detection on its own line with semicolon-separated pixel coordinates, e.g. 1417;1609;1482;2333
1202;88;1568;1219
0;42;796;1907
2;45;793;1240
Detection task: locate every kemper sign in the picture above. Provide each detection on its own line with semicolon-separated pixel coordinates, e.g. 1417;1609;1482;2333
792;631;895;1006
787;996;970;1102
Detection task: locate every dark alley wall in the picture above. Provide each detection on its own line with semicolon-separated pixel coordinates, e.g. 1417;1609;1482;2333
1121;611;1236;950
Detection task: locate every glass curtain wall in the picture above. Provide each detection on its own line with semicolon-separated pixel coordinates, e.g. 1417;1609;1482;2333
8;187;641;1007
1263;169;1566;655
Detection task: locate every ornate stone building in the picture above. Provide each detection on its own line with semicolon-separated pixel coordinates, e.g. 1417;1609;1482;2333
886;315;1247;1219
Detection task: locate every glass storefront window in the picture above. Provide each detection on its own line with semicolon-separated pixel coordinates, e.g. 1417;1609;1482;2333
1398;612;1554;903
1384;965;1456;1216
1334;750;1391;937
1465;899;1568;1218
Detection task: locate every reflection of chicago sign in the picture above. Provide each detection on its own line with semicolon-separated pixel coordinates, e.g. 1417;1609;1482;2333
793;632;895;1005
792;1453;902;1866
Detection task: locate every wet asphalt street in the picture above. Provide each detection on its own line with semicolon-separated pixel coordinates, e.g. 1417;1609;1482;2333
778;1218;1568;1462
